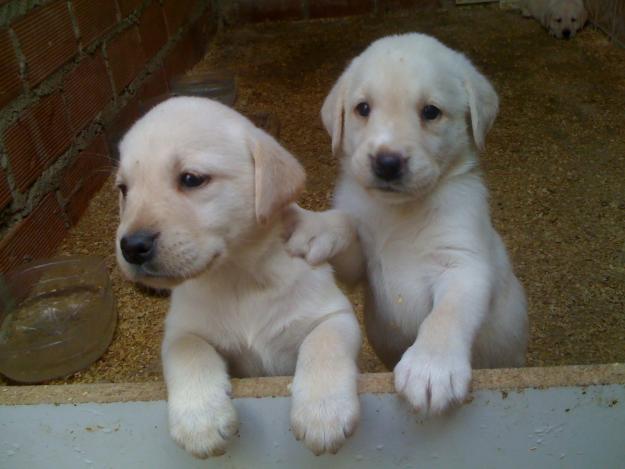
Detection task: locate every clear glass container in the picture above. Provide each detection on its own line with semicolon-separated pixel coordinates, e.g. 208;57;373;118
169;69;237;106
0;256;116;383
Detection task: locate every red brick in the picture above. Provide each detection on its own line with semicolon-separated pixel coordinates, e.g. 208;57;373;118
5;93;73;192
0;193;68;272
137;66;169;112
30;93;73;167
0;29;22;109
73;0;118;46
13;1;78;86
309;0;375;18
115;97;141;132
60;134;110;199
65;169;110;224
106;26;146;94
106;97;141;160
223;0;302;23
138;66;168;101
4;113;42;192
162;0;196;36
118;0;143;17
61;135;112;224
0;170;12;209
139;1;168;59
63;53;113;133
164;32;202;82
189;7;215;53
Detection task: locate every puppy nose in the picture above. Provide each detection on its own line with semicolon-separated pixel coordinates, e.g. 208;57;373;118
373;152;404;181
562;29;571;38
120;231;158;265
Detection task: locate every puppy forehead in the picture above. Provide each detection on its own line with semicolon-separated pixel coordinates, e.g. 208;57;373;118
118;100;250;177
351;44;463;106
552;0;582;15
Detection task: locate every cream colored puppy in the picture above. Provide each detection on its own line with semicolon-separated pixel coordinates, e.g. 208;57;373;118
522;0;588;39
287;34;528;415
115;97;360;457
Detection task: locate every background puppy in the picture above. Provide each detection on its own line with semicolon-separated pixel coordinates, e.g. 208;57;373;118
287;33;528;415
115;97;361;457
522;0;588;39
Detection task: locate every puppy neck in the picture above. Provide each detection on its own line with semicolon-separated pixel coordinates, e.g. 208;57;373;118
204;215;293;288
441;149;480;181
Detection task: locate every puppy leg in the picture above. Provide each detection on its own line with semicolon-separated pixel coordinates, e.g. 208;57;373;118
163;333;238;458
290;312;361;455
284;205;366;286
394;264;492;415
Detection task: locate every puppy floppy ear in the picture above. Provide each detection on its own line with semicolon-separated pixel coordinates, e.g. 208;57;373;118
321;66;350;156
247;127;306;224
463;61;499;152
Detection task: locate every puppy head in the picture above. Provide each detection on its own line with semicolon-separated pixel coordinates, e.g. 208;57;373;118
115;97;304;289
322;33;498;202
545;0;587;39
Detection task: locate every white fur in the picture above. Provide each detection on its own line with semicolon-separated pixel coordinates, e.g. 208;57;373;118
522;0;588;39
115;97;361;457
287;34;528;415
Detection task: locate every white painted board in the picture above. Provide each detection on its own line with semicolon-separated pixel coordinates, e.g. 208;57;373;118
1;384;624;468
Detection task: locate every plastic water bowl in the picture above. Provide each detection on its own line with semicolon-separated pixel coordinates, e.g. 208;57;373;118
0;256;116;383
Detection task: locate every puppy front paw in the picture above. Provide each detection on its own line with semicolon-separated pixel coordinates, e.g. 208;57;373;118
168;393;238;458
290;392;360;455
284;207;352;266
394;346;471;415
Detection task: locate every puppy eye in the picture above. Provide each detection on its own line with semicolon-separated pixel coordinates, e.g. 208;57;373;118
556;18;562;23
421;105;441;121
117;183;128;198
571;18;576;22
355;102;371;118
180;173;209;189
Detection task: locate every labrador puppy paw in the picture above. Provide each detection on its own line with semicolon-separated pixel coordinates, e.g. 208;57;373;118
290;391;359;455
168;392;238;458
394;345;471;415
284;206;354;266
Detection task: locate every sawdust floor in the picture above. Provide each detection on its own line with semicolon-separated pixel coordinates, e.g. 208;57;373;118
6;5;624;385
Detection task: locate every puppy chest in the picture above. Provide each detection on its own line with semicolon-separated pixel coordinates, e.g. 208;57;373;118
197;297;304;377
364;239;437;330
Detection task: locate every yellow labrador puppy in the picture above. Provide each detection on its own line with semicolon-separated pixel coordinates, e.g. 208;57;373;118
287;34;528;415
115;97;360;457
522;0;588;39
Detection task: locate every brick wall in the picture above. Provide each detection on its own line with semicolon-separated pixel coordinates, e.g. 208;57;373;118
0;0;216;273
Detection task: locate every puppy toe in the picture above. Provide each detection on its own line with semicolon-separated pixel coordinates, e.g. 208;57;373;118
169;397;238;458
285;231;313;258
394;347;472;415
291;394;359;455
307;233;336;265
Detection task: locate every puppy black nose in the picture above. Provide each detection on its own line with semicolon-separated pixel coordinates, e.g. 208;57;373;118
120;231;158;265
562;29;571;38
373;152;404;181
